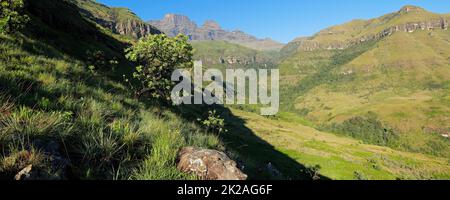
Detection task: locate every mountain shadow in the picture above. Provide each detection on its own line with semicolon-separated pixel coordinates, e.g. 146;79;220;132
173;103;331;180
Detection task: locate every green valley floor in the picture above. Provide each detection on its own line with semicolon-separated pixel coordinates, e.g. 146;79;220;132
226;108;450;180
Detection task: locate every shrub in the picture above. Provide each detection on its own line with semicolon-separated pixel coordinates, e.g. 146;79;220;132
354;171;368;180
0;0;30;34
322;114;400;147
125;34;193;102
305;164;321;180
198;110;227;135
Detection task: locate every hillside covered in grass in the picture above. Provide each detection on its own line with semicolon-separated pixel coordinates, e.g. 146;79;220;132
227;109;450;180
1;0;448;180
279;6;450;158
0;0;221;180
192;40;279;69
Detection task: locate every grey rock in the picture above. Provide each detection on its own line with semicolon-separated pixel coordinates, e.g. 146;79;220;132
177;147;247;180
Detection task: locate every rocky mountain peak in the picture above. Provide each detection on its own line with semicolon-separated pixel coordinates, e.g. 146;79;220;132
202;20;221;30
399;5;426;14
162;14;196;26
149;14;284;51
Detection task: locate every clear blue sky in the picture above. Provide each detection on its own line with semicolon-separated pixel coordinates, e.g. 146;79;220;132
97;0;450;43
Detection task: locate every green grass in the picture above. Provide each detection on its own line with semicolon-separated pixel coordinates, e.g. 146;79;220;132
226;108;450;180
0;33;221;179
278;29;450;157
0;0;221;180
192;40;279;69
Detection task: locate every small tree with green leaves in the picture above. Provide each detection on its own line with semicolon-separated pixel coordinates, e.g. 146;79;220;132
0;0;29;34
198;110;227;135
125;34;193;102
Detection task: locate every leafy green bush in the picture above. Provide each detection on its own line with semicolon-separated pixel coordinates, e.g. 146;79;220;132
198;110;227;135
125;34;193;101
0;0;29;34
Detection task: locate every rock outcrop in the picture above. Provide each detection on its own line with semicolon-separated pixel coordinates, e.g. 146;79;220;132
177;147;247;180
74;0;161;38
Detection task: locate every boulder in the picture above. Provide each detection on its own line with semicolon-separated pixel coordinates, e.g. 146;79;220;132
177;147;247;180
14;165;35;180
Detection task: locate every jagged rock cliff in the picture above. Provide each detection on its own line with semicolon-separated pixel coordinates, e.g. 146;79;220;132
73;0;161;38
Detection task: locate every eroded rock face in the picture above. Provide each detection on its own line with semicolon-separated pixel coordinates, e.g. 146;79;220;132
177;147;247;180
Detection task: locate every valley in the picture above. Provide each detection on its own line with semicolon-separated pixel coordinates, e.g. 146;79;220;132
0;0;448;180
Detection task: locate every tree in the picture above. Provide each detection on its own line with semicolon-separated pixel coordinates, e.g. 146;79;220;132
0;0;29;34
126;34;193;102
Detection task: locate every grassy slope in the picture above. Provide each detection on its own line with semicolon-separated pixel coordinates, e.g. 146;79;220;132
0;0;219;180
307;6;446;48
228;108;450;180
192;40;278;68
279;7;450;157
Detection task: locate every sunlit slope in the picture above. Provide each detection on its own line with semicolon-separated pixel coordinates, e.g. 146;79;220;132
278;6;450;157
287;30;450;128
229;109;450;180
192;40;278;65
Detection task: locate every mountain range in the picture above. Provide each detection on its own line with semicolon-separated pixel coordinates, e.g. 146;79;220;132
149;14;285;51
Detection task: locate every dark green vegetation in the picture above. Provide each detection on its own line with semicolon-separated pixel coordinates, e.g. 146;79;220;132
0;0;29;34
126;34;193;101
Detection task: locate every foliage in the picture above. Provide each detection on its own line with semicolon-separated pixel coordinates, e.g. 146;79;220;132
322;114;400;147
86;50;118;72
198;110;227;135
354;171;368;180
0;0;29;34
126;34;193;101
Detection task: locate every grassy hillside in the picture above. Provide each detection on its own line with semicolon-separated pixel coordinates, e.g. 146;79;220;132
0;0;219;180
228;39;285;52
226;108;450;180
279;6;450;158
1;1;448;180
192;40;279;69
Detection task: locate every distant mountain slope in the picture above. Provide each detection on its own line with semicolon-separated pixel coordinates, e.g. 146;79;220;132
281;5;449;57
192;40;278;68
72;0;161;38
149;14;284;51
279;6;450;157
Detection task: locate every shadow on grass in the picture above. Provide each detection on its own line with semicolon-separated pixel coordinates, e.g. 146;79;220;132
173;104;331;180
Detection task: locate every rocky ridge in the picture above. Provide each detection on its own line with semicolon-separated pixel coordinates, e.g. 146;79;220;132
149;14;284;51
73;0;161;38
283;6;449;53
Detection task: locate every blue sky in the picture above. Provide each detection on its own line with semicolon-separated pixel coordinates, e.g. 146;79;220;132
97;0;450;43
